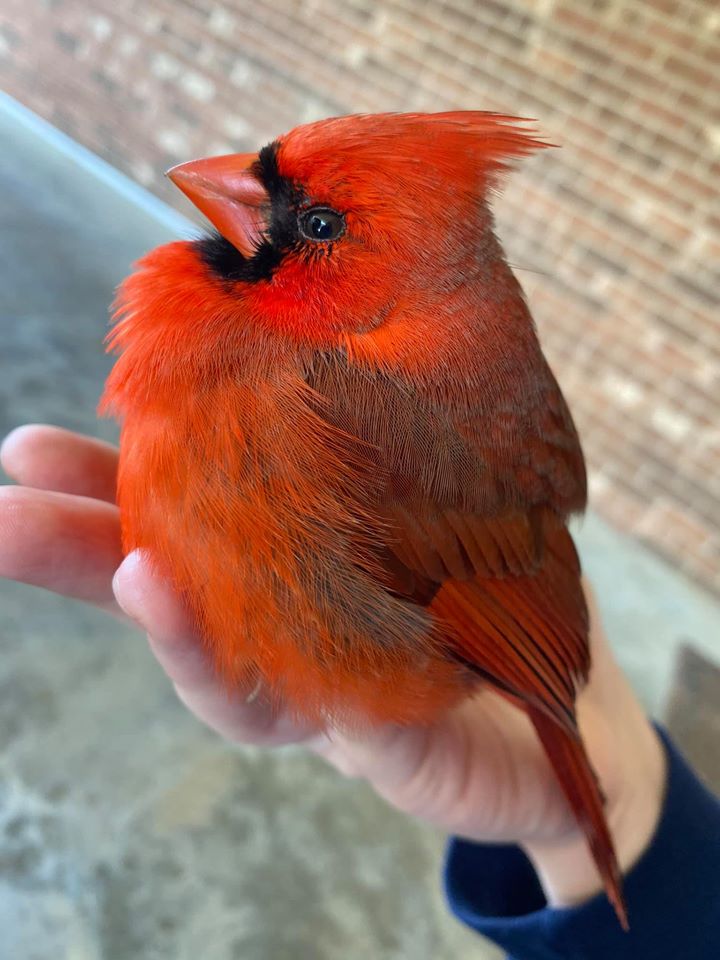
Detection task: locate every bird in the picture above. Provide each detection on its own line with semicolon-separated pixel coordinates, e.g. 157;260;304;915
101;111;626;926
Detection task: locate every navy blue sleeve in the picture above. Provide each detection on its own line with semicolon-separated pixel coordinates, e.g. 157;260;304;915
444;729;720;959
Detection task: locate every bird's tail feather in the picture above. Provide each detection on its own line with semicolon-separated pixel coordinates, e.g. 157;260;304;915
528;706;628;930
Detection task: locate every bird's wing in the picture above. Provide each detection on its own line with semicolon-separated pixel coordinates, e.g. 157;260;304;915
304;350;626;926
304;349;589;730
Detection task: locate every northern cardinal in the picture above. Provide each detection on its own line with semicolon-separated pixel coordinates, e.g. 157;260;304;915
101;112;626;926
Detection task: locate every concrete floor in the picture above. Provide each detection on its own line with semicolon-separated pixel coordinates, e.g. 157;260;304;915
0;93;718;960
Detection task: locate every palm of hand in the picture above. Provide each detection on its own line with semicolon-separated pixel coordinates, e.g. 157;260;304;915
0;425;663;906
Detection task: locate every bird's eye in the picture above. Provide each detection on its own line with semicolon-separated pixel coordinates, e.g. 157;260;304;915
298;208;345;242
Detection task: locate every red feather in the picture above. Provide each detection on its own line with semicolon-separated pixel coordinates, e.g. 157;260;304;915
102;112;626;926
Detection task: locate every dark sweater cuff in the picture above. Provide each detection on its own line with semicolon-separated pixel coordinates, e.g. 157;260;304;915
444;728;720;959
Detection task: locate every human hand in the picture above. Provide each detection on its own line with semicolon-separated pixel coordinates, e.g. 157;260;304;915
0;425;666;908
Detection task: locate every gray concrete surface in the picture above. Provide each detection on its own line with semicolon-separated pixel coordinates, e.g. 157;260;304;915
0;93;718;959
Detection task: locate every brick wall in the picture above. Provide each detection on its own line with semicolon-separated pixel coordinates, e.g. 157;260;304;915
2;0;718;595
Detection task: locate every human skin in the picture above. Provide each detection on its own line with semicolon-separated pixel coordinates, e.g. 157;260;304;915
0;424;666;909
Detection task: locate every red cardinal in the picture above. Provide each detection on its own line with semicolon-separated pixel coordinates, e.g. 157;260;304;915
101;112;625;925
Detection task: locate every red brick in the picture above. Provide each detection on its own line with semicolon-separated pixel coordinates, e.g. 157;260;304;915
664;54;717;90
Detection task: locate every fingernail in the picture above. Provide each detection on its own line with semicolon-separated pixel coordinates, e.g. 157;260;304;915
112;550;145;621
0;425;33;473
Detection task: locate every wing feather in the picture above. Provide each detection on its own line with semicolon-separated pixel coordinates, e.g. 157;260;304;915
304;348;589;724
299;292;623;923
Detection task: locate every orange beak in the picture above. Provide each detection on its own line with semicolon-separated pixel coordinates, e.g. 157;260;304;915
167;153;269;258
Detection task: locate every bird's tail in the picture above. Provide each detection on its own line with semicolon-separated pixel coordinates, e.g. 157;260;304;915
528;706;628;930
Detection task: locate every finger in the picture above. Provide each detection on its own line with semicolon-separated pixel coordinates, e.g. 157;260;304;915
0;485;123;612
113;551;319;746
1;425;118;503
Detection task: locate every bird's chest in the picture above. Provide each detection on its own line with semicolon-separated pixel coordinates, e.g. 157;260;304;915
115;372;375;580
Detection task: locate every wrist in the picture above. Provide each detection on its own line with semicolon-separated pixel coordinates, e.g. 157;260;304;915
522;699;667;909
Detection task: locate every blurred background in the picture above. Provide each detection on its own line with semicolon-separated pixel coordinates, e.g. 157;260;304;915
0;2;718;959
